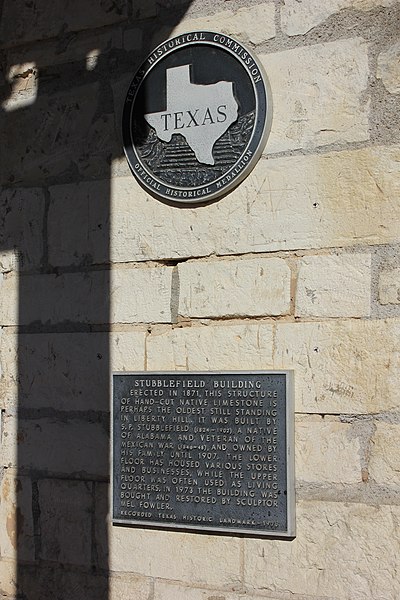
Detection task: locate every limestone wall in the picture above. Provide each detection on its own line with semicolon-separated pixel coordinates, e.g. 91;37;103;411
0;1;400;599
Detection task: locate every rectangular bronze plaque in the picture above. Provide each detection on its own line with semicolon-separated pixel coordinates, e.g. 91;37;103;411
112;371;295;537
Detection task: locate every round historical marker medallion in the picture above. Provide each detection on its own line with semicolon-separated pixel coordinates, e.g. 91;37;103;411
123;31;272;204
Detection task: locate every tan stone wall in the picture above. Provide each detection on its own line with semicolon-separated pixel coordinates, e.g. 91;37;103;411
1;1;400;599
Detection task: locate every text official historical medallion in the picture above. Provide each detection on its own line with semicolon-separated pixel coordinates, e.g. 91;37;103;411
123;32;272;204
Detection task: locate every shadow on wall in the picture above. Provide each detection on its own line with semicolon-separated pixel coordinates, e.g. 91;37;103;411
0;1;194;598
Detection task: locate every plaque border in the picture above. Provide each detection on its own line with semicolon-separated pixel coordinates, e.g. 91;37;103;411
122;31;273;205
111;370;295;538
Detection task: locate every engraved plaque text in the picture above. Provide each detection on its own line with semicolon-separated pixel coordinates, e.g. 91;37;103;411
112;372;294;537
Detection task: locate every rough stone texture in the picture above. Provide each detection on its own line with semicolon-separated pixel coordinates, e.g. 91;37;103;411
0;0;129;48
178;258;291;319
379;266;400;304
1;1;400;597
295;253;372;318
153;581;283;600
0;559;16;597
274;319;400;414
295;417;362;484
136;0;157;20
47;180;110;267
123;27;143;52
0;470;34;562
244;500;400;599
5;28;125;71
109;526;241;586
1;63;38;112
93;481;108;570
0;274;18;326
16;563;108;600
38;479;92;566
264;39;370;153
17;418;108;477
109;572;151;600
111;267;172;324
0;331;146;410
147;323;274;370
52;145;400;265
2;82;118;184
0;188;45;272
7;63;38;91
377;41;400;93
1;410;17;468
281;0;398;36
369;422;400;485
0;267;172;326
154;3;276;46
111;73;135;149
58;145;400;263
0;330;17;411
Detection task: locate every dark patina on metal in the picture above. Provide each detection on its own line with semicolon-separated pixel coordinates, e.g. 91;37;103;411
112;371;295;537
123;32;272;204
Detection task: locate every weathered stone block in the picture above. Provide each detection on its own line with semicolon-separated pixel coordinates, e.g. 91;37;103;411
1;410;17;468
0;470;34;561
18;418;108;477
0;0;129;47
295;417;362;484
17;563;108;600
109;526;241;586
47;179;110;267
178;258;291;318
136;0;157;19
147;323;274;371
110;155;132;179
0;273;18;326
109;572;151;600
244;500;400;599
7;63;38;91
1;62;38;112
2;82;118;184
123;27;143;51
49;146;400;265
110;330;146;371
49;177;214;265
274;319;400;414
0;330;17;410
0;266;172;326
0;559;16;597
157;3;275;47
38;479;92;567
0;188;45;272
281;0;397;36
111;266;172;324
248;146;400;251
295;253;371;317
0;330;145;411
5;29;123;71
377;41;400;93
94;481;109;570
153;581;283;600
369;422;400;486
379;267;400;304
264;38;370;152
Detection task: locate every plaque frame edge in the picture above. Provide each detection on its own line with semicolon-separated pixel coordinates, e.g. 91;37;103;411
110;370;296;539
